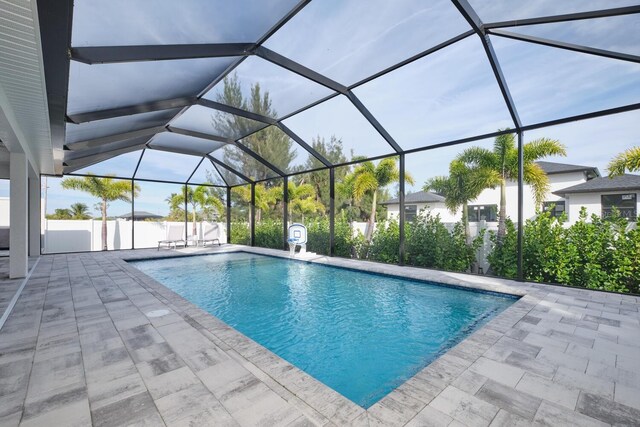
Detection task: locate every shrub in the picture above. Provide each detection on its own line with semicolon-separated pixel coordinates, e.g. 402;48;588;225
299;217;356;256
306;219;331;255
359;214;480;271
405;213;480;272
367;220;399;264
486;218;518;279
488;208;640;294
230;222;250;245
334;217;356;257
564;209;638;293
254;220;283;249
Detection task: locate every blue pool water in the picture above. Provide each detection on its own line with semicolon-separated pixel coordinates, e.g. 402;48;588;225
130;252;516;408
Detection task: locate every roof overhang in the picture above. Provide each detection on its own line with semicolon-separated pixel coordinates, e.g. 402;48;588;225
0;0;61;175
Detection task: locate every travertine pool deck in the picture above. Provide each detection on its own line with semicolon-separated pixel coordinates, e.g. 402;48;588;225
1;246;639;426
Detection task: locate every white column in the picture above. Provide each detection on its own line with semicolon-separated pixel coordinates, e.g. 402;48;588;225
10;152;28;278
28;176;40;257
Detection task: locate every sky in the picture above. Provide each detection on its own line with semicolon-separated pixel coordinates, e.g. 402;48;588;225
22;1;640;215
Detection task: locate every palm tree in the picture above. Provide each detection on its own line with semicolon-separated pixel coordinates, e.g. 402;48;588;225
458;132;566;242
607;147;640;177
195;186;225;223
70;203;91;220
169;186;224;236
348;158;414;241
286;181;324;223
61;175;139;250
233;184;280;222
425;160;497;241
47;208;72;220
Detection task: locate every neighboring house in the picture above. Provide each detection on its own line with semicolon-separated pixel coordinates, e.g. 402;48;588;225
553;174;640;222
381;191;455;222
383;161;604;224
117;211;163;221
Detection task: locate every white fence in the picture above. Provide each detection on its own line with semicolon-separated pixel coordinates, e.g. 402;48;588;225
43;220;226;253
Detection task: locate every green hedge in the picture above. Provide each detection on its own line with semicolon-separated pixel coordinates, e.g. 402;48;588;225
254;220;284;249
234;209;640;294
230;222;250;245
405;214;480;272
489;208;640;294
233;215;479;273
355;215;480;272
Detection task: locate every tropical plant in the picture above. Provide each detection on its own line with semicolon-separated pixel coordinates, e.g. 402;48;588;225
196;186;225;222
168;186;224;236
46;208;72;220
70;203;92;220
286;181;324;223
607;146;640;177
458;132;566;242
61;175;139;250
233;183;280;222
424;160;497;241
346;158;414;240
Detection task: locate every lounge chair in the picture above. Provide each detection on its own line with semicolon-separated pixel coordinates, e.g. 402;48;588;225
200;223;221;247
157;224;186;250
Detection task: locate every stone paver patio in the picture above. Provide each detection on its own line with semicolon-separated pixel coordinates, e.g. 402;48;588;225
0;246;639;426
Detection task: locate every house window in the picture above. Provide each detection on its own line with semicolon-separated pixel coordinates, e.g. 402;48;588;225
404;205;417;222
602;194;637;220
467;205;497;222
543;201;566;220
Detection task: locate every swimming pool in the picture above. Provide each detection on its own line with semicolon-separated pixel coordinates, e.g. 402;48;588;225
130;252;516;408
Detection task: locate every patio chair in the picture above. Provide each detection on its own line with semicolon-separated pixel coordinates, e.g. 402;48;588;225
200;223;221;247
157;224;186;250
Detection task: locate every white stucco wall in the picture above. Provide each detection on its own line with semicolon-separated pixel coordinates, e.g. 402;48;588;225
386;202;459;223
564;191;639;223
472;171;588;221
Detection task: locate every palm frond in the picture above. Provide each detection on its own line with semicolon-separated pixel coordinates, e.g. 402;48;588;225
423;176;450;195
523;137;566;164
607;146;640;177
374;158;398;187
457;147;495;170
424;176;459;213
352;172;378;201
524;163;550;206
404;170;415;186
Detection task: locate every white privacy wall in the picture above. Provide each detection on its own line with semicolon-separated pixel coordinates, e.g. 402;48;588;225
43;220;227;253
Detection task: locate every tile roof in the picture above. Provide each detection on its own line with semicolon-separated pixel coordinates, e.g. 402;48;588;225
554;174;640;196
536;161;600;177
382;191;445;205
